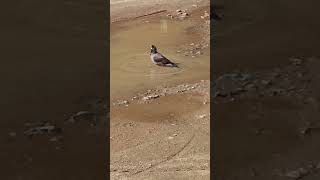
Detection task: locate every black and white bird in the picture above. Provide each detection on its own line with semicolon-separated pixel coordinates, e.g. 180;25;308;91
149;45;179;68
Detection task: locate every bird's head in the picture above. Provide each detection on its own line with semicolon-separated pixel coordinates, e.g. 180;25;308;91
150;45;157;54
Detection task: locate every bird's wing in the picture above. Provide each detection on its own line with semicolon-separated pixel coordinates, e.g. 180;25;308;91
153;53;172;64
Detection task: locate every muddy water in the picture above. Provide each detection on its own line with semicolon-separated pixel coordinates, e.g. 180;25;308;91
112;93;206;123
110;19;210;100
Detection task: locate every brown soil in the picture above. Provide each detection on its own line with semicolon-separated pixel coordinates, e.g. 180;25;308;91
110;0;211;179
1;0;106;180
213;0;320;179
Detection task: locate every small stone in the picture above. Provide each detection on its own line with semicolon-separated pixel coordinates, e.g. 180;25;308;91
9;132;17;137
244;83;256;90
49;137;59;142
198;114;206;119
24;124;62;136
142;94;160;101
290;58;303;66
284;168;309;179
173;133;178;136
271;72;281;78
261;80;271;85
168;136;174;140
190;43;194;46
176;9;182;13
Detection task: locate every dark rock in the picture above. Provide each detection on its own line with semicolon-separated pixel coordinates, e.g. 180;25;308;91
290;58;303;66
284;167;310;179
24;124;62;136
68;111;97;123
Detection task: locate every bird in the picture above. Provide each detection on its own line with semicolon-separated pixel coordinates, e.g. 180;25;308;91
149;45;179;68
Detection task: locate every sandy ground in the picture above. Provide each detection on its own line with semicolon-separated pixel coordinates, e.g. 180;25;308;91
213;0;320;179
110;0;211;179
1;1;107;179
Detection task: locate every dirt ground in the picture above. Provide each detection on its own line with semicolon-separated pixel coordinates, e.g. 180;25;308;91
110;0;211;179
3;0;319;179
213;0;320;179
1;1;106;180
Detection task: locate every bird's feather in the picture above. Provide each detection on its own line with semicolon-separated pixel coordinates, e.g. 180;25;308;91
152;53;175;65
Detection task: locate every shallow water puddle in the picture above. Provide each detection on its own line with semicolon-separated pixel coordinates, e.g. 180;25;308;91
110;19;210;100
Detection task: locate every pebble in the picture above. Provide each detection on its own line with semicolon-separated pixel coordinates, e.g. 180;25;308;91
68;111;96;123
284;168;309;179
49;136;59;142
198;114;206;119
261;79;272;85
24;124;62;136
290;58;303;66
143;95;160;101
8;132;17;137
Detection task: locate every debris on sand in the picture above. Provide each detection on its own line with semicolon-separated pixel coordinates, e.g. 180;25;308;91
24;123;62;136
290;57;303;66
67;111;97;124
142;94;160;101
283;167;311;179
8;132;17;137
213;58;313;103
113;100;129;106
168;9;190;20
197;114;207;119
201;11;210;19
